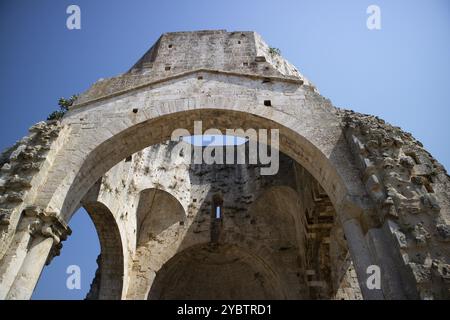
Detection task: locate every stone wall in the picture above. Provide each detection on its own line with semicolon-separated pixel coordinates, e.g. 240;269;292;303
76;30;313;105
0;121;62;259
0;30;447;300
79;141;359;299
339;109;450;299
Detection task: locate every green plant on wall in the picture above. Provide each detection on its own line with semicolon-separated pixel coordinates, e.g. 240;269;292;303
47;95;78;120
269;47;281;56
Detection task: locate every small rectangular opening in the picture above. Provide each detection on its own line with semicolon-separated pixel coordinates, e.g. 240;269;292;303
264;100;272;107
243;62;248;66
215;206;221;219
165;66;171;71
125;155;132;162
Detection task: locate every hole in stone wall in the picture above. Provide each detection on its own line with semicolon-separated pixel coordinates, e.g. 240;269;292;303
125;155;132;162
132;108;138;114
212;194;223;220
243;62;248;66
182;135;247;146
197;76;203;80
165;66;171;71
264;100;272;107
168;44;173;48
215;206;222;219
423;182;434;193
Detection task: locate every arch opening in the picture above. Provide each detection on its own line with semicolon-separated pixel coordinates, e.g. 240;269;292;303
148;244;286;300
126;187;187;299
101;141;362;300
136;188;186;246
58;108;360;223
81;201;124;300
182;134;247;146
31;208;100;300
42;103;369;299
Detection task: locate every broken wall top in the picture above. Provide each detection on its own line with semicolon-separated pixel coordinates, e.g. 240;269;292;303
74;30;313;106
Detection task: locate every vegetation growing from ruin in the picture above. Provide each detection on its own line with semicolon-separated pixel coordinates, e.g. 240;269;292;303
269;47;281;56
47;95;78;120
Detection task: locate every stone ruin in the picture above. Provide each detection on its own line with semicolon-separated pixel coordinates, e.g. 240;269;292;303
0;30;448;299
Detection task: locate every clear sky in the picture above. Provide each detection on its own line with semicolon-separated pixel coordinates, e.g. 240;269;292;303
0;0;448;299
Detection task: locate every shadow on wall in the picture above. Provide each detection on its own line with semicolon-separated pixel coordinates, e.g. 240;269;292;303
148;243;285;300
131;144;356;299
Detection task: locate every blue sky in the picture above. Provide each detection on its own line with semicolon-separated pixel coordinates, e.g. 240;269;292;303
0;0;448;299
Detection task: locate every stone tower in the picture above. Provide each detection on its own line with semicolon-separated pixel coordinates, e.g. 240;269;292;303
0;30;448;300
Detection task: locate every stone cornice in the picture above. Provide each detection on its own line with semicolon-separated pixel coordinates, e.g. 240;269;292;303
69;68;306;111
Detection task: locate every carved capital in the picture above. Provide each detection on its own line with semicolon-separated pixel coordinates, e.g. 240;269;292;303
22;205;72;264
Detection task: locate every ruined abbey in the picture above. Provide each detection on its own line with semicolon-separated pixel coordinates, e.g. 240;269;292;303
0;30;448;300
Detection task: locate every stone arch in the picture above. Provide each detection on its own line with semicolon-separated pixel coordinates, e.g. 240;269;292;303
56;107;363;221
147;243;287;300
126;188;186;299
248;183;361;299
1;30;448;300
248;185;306;246
136;188;186;246
238;185;310;298
26;72;378;299
81;201;124;299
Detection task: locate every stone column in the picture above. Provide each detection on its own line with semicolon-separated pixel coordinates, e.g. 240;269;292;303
0;226;33;299
6;236;54;299
3;206;71;300
365;220;419;299
341;218;384;300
